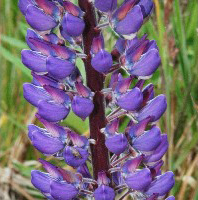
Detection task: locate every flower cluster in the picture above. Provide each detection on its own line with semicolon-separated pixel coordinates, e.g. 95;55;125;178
19;0;175;199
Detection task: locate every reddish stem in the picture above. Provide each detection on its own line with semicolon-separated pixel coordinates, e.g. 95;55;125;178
78;0;109;180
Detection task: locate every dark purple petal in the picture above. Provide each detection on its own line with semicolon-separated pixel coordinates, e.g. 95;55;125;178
31;72;59;88
124;168;152;190
46;56;75;79
42;33;64;45
145;171;175;196
112;171;124;185
117;87;143;111
69;132;89;148
72;96;94;120
91;34;105;55
34;0;60;18
104;118;120;136
27;38;55;56
115;5;143;36
61;13;85;37
51;43;76;61
21;50;47;72
149;160;164;178
50;180;79;200
142;83;154;106
36;114;67;139
64;147;89;168
129;117;151;138
94;185;115;200
166;196;175;200
26;29;40;51
38;100;70;122
77;164;92;178
18;0;33;15
39;159;63;180
43;85;71;104
97;172;110;185
122;155;144;173
137;95;167;122
144;134;168;163
95;0;117;12
138;0;154;18
28;126;64;155
115;74;133;94
63;1;83;17
132;126;162;151
23;83;51;107
105;134;128;154
91;50;113;73
26;5;58;31
75;82;92;98
31;170;51;193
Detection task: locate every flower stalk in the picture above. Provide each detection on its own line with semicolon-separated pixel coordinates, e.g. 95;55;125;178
78;0;110;180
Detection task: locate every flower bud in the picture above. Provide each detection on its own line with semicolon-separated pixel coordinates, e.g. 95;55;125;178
145;171;175;196
23;83;51;107
72;96;94;120
18;0;33;15
116;87;143;111
38;100;70;122
124;168;152;190
46;56;75;80
21;50;47;72
132;126;162;152
91;49;113;73
144;134;168;163
137;94;167;122
110;0;153;39
28;125;64;155
31;170;51;193
50;180;79;200
64;146;89;168
105;134;128;154
61;13;85;37
26;5;58;31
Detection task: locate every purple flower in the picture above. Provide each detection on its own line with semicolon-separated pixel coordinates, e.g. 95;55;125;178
19;0;174;198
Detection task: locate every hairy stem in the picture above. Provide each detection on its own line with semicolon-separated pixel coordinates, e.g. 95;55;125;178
78;0;109;180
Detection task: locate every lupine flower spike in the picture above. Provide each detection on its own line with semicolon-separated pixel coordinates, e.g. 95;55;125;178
19;0;175;199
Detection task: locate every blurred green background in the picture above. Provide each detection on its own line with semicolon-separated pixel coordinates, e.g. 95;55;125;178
0;0;198;199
